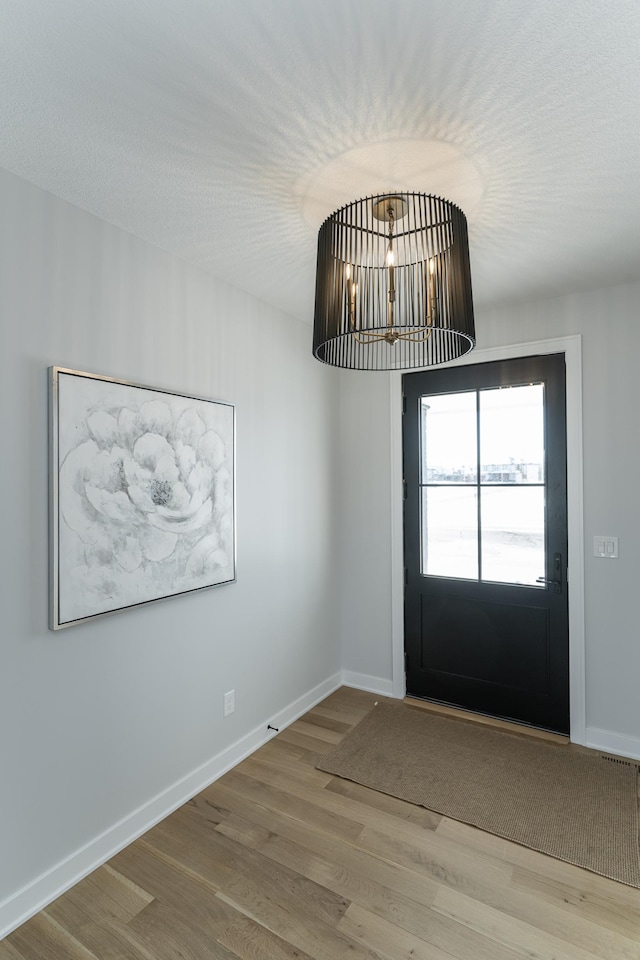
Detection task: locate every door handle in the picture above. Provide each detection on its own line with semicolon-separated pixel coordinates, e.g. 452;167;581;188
536;577;562;592
536;553;562;593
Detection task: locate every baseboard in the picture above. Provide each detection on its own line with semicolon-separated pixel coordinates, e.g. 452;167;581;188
0;671;342;939
585;726;640;762
341;670;395;697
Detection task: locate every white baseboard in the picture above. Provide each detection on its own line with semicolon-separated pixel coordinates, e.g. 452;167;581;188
0;671;342;940
341;670;396;698
585;726;640;762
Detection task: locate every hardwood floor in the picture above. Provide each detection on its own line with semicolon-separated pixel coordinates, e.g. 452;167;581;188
2;686;640;959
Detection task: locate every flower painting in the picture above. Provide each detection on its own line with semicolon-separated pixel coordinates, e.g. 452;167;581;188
49;368;235;629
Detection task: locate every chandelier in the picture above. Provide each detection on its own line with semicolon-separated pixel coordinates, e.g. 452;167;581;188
312;193;475;370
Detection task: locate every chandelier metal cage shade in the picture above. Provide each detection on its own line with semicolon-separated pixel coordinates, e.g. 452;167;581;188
312;192;476;371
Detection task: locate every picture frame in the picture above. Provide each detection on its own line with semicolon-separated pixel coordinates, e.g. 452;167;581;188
49;366;236;630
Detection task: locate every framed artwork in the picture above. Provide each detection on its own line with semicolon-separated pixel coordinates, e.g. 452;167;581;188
49;367;236;629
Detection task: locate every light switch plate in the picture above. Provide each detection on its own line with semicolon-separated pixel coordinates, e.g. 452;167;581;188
593;536;618;558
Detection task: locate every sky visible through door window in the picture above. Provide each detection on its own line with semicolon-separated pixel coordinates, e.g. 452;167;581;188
420;384;545;585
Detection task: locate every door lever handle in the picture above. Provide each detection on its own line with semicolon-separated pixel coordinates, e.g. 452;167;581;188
536;553;563;593
536;576;561;592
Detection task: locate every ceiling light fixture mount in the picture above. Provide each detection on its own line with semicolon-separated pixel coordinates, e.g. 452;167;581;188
313;192;475;370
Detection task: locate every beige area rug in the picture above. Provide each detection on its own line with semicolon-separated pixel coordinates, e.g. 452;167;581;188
317;702;640;887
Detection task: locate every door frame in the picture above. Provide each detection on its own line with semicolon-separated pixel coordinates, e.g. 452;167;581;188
389;334;586;745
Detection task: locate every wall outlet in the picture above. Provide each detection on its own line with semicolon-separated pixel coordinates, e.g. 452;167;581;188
223;690;235;717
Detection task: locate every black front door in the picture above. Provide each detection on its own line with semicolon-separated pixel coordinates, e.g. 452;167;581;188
403;353;569;734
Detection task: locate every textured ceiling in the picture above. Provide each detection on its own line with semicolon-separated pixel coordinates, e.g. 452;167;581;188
2;0;640;322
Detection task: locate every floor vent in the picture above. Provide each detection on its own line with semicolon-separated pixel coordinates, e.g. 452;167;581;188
600;754;639;769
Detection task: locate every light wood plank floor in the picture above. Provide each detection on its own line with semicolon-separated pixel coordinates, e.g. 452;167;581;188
2;686;640;959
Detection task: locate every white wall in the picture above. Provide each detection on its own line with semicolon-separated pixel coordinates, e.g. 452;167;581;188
338;281;640;751
337;372;393;690
0;167;341;927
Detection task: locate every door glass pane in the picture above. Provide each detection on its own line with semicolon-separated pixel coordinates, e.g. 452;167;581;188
421;392;477;483
480;487;545;585
480;384;544;483
422;487;478;579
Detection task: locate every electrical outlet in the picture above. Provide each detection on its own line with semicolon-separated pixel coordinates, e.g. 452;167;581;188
223;690;235;717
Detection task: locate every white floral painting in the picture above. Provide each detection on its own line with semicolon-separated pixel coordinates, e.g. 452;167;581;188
49;367;235;629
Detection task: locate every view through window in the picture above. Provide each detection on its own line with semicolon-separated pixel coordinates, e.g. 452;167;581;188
420;383;545;585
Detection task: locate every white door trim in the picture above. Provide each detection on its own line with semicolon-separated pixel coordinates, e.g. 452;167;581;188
389;334;586;745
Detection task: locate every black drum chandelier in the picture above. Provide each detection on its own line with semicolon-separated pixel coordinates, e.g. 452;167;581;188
312;193;476;370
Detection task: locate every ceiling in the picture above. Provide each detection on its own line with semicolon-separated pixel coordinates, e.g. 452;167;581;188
2;0;640;323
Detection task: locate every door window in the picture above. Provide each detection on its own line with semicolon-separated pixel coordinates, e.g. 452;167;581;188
420;383;545;586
